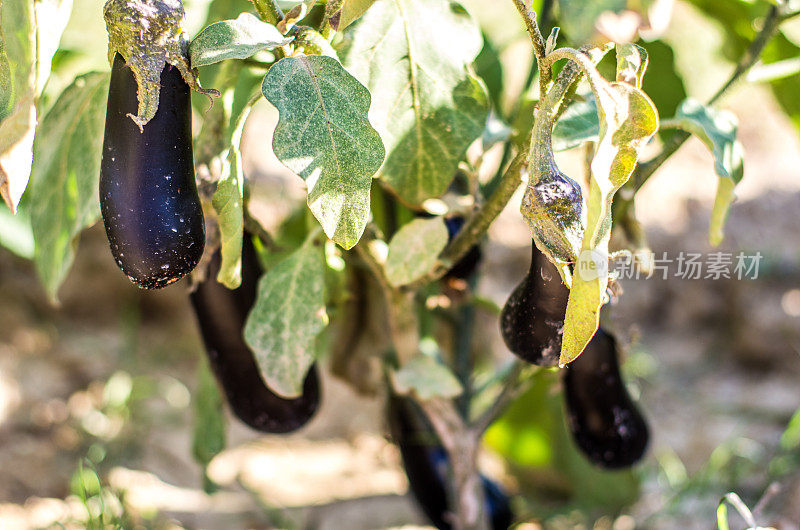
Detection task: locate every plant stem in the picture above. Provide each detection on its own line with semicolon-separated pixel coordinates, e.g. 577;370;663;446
511;0;549;94
250;0;284;25
420;398;488;530
632;4;783;191
473;361;529;434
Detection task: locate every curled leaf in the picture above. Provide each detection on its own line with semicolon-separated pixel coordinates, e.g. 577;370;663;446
560;49;659;366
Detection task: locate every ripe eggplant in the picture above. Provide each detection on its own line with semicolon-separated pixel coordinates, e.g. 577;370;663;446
190;235;320;433
389;397;513;530
499;241;569;366
100;53;204;289
443;216;482;281
564;328;649;469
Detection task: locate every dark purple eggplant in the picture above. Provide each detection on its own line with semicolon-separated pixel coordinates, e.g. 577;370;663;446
100;53;204;289
389;397;513;530
564;328;649;469
190;235;319;433
499;241;569;366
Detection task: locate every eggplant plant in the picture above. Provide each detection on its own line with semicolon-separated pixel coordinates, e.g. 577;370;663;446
4;0;798;527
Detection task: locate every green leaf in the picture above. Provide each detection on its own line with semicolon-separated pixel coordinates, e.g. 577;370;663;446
474;32;504;113
391;354;463;400
0;202;33;258
192;359;226;494
552;95;599;151
670;98;744;245
244;232;328;398
329;0;378;31
262;55;385;249
385;217;448;287
560;57;659;366
340;0;489;205
0;0;72;212
212;107;251;289
189;13;291;68
28;72;109;303
761;33;800;136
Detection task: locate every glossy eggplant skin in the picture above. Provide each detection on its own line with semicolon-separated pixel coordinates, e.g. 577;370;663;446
190;236;320;433
100;53;204;289
443;216;482;281
564;328;649;469
499;241;569;366
389;397;513;530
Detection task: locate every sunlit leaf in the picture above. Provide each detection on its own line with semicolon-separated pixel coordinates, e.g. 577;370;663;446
28;72;109;302
385;217;448;287
244;232;328;398
340;0;488;205
189;13;291;68
560;54;659;365
262;55;385;249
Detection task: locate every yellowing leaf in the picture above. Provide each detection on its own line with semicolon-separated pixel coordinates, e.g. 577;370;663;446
560;54;659;365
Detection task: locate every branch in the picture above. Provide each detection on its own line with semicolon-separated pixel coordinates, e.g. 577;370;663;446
250;0;283;25
632;4;784;191
472;360;529;434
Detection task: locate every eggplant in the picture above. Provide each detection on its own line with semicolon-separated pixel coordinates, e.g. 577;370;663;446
563;328;649;469
190;235;320;433
389;397;513;530
499;241;569;366
443;216;482;281
100;53;204;289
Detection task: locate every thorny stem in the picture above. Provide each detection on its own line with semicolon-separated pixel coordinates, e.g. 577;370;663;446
250;0;283;25
632;4;784;191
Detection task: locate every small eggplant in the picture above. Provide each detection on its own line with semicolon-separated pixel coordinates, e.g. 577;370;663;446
500;241;569;367
100;53;204;289
443;216;482;281
190;236;319;433
389;397;513;530
563;328;649;469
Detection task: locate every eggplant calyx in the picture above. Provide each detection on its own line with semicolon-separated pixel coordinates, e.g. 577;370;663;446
103;0;219;131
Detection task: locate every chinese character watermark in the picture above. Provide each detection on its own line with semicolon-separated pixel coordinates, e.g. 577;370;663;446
607;251;763;280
